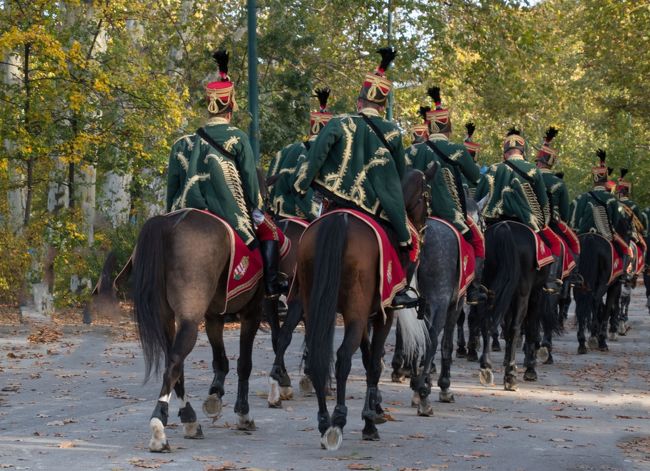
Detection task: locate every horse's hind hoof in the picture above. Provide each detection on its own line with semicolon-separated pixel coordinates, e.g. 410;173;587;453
543;354;554;365
183;422;204;439
523;368;537;382
391;371;405;383
492;340;502;352
504;377;518;391
439;390;455;403
479;368;494;386
320;426;343;450
577;344;588;355
268;377;282;408
609;331;618;341
456;346;467;358
537;346;549;364
618;322;627;336
587;336;599;350
598;341;609;352
237;413;256;431
149;418;171;453
417;397;433;417
202;394;223;419
362;428;380;441
299;375;314;396
467;350;479;362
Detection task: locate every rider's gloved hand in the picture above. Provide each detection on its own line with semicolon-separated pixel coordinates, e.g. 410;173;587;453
252;208;265;228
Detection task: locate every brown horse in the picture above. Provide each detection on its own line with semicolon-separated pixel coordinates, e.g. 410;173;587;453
132;209;263;452
298;167;435;450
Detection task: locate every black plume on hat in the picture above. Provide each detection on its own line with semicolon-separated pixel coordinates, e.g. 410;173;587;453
607;167;614;176
418;106;431;121
545;126;559;142
596;148;607;163
212;49;230;78
620;168;629;179
555;171;565;179
465;122;476;138
507;127;521;136
428;87;442;107
377;46;396;72
314;87;331;110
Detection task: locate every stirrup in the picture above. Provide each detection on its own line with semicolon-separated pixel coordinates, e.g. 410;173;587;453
391;286;423;311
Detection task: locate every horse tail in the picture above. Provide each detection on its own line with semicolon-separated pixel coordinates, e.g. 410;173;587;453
132;215;172;383
577;235;600;292
396;277;430;361
305;213;348;394
487;223;520;331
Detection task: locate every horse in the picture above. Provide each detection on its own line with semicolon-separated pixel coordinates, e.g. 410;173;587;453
298;167;434;450
402;196;481;416
478;221;550;391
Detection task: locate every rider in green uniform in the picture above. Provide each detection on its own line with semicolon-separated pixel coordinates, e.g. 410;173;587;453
268;88;332;221
409;87;485;304
405;106;430;167
293;47;417;308
462;122;482;200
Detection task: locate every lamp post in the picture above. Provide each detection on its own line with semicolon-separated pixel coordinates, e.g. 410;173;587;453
247;0;260;161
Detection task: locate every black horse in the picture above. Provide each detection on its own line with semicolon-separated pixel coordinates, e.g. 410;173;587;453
478;222;550;390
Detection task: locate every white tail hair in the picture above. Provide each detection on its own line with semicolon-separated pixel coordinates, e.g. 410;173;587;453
396;278;429;361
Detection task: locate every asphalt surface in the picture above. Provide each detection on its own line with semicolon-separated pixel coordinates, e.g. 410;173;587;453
1;290;649;471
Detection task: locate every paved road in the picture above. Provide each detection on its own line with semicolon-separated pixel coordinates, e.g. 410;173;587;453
1;291;649;471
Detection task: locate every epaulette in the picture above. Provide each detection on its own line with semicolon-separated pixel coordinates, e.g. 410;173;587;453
172;133;195;147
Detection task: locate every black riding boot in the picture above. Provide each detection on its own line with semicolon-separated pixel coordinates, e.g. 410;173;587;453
466;257;487;305
544;255;563;294
261;240;287;298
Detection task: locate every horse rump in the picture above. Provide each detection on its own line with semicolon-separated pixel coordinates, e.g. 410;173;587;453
485;223;520;331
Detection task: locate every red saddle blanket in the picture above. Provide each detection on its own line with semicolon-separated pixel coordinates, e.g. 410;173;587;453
552;221;579;279
609;234;627;284
307;209;418;314
500;221;554;269
629;240;646;276
428;217;475;297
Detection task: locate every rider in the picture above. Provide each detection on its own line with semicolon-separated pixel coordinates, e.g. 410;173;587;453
267;88;332;221
293;46;418;309
476;128;550;235
535;127;576;290
172;49;286;299
404;106;430;166
615;169;646;277
569;149;622;245
462;122;482;200
409;87;485;305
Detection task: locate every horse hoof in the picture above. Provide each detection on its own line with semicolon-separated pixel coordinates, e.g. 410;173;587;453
618;322;627;336
543;354;554;365
149;418;171;453
492;340;501;352
268;377;281;408
577;344;588;355
537;346;549;364
479;368;494;386
183;422;204;439
411;391;420;408
299;376;314;395
320;426;343;450
202;394;222;419
523;369;537;382
504;377;518;391
373;412;387;425
467;350;479;362
598;341;609;352
439;390;455;403
417;398;433;417
456;346;467;358
362;429;380;441
609;331;618;341
280;386;293;401
391;371;405;383
587;337;599;350
237;414;256;431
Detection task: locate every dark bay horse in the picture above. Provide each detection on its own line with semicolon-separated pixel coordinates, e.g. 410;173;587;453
132;209;263;452
479;222;550;391
299;168;434;450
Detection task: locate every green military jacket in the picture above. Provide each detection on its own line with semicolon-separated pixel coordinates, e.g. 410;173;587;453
619;197;644;242
569;186;621;240
409;134;481;234
475;154;549;231
540;168;570;222
294;109;410;244
404;142;425;168
166;133;195;212
181;118;263;246
269;140;319;221
642;207;650;238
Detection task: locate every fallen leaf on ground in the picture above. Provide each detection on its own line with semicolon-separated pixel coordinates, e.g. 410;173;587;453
59;441;76;448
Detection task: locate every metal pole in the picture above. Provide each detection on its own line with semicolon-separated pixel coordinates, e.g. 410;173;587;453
386;0;393;121
247;0;260;161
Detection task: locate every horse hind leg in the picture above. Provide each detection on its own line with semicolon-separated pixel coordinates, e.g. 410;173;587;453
456;307;467;358
362;317;392;441
438;303;461;403
149;319;199;452
234;303;262;431
203;315;228;420
268;299;302;407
